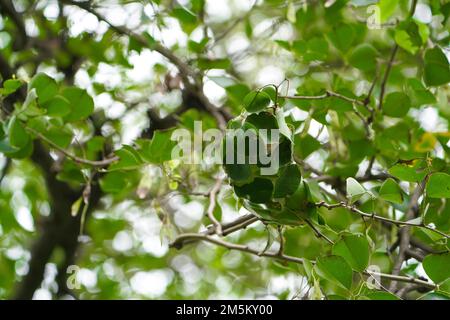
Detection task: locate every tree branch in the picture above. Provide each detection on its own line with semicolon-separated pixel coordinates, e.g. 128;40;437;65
206;177;224;235
389;179;426;291
280;90;364;106
0;0;28;49
171;214;259;249
315;199;449;240
60;0;232;130
26;127;118;167
170;233;437;290
378;44;398;111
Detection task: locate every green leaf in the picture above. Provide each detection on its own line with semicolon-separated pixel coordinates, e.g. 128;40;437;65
43;126;72;148
383;92;411;118
304;37;329;62
365;291;399;300
305;180;324;203
3;138;33;159
109;145;143;171
245;112;278;130
378;0;399;22
71;197;83;217
332;234;370;272
407;78;436;107
350;0;377;6
394;20;425;55
224;163;253;183
243;91;271;113
379;178;403;204
225;83;251;108
294;134;321;159
292;40;307;56
388;163;427;182
42;95;71;117
423;197;450;229
420;292;450;300
273;164;301;198
423;253;450;284
328;24;355;53
316;255;353;290
426;172;450;198
171;7;197;34
61;87;95;121
8;117;30;149
423;47;450;87
138;130;177;164
349;44;378;71
346;177;366;203
275;108;293;141
198;58;231;70
285;180;308;211
188;38;209;53
0;139;18;153
234;178;273;204
0;79;23;96
100;171;129;194
22;88;38;112
303;259;314;280
29;73;58;104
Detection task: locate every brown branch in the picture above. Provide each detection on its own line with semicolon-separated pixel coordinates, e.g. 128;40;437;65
14;142;80;299
170;233;436;290
378;44;398;111
4;19;105;298
26;127;119;167
171;214;259;249
206;177;224;235
0;0;28;49
389;179;426;291
377;0;417;112
172;233;306;265
364;156;376;178
410;237;440;254
314;173;391;184
60;0;232;130
280;90;364;106
208;0;258;50
304;219;334;245
315;200;449;240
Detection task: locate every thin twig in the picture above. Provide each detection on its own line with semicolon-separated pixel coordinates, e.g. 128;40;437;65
365;270;434;290
27;127;118;167
364;156;375;178
377;0;417;112
315;201;450;240
280;90;364;105
62;0;229;130
304;219;334;245
206;177;224;235
171;214;260;248
0;158;11;184
378;45;398;111
390;179;426;291
277;225;285;255
208;0;258;50
172;233;306;264
170;233;437;290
